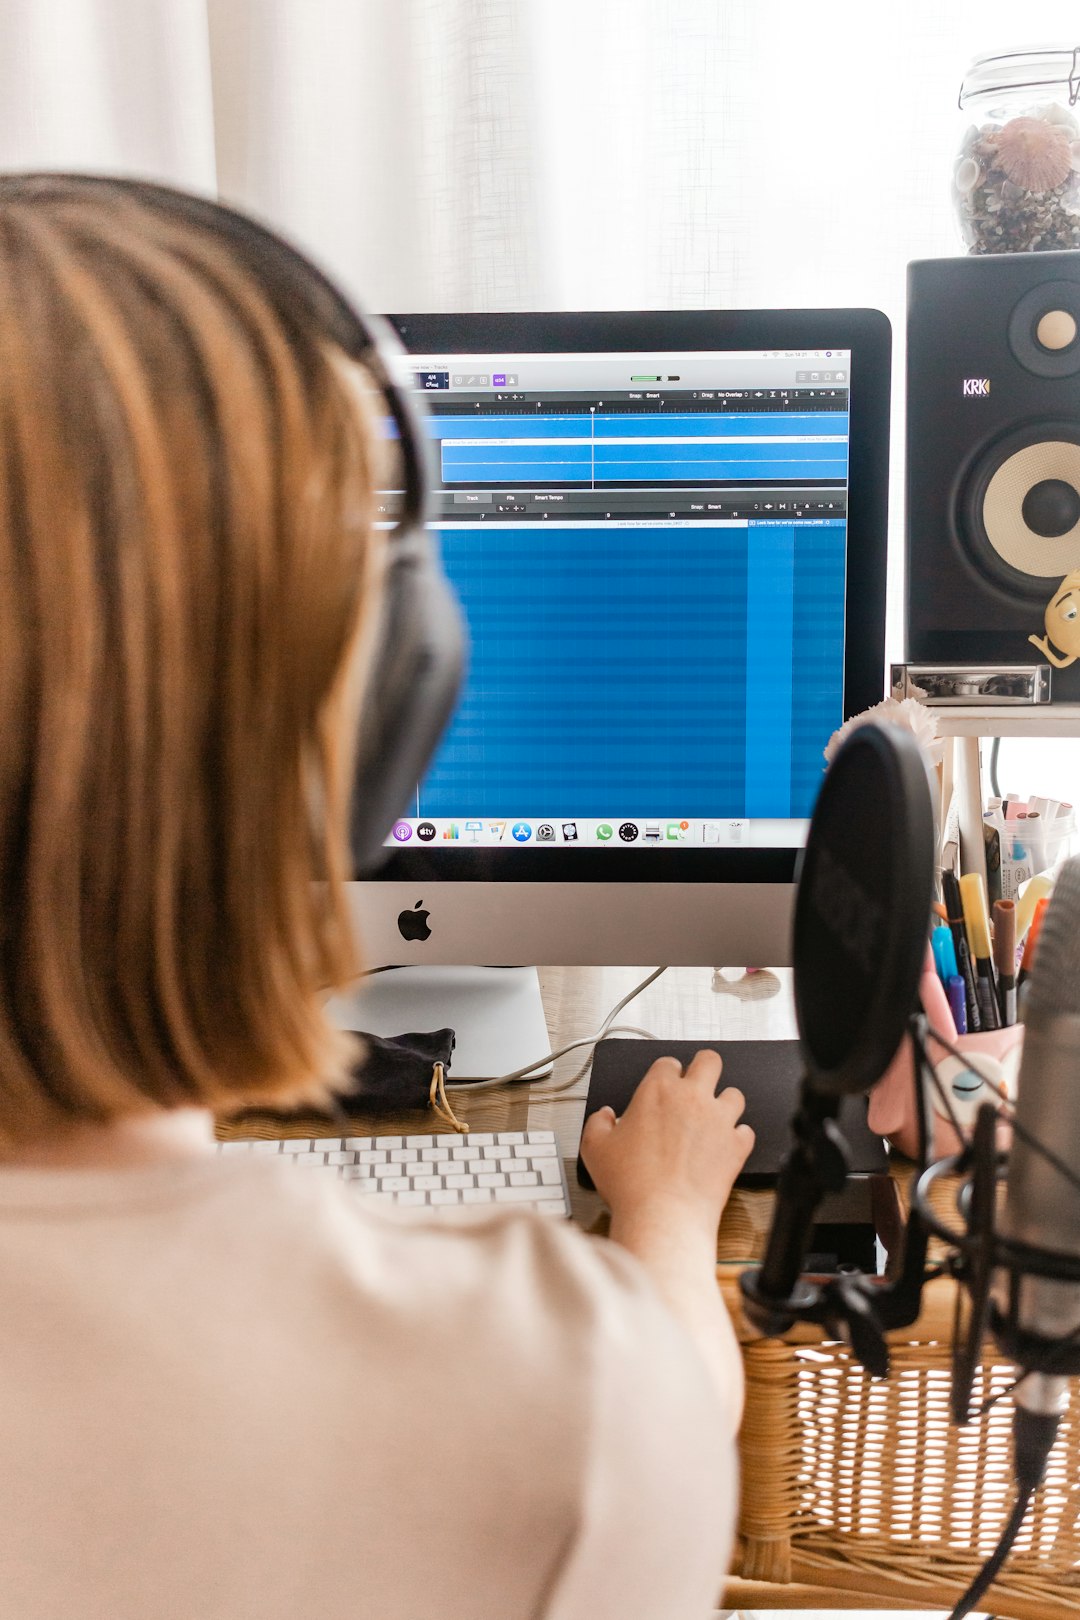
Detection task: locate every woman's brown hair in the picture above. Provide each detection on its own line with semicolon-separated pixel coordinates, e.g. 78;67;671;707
0;175;383;1138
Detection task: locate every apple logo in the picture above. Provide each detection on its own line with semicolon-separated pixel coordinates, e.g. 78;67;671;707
397;900;432;943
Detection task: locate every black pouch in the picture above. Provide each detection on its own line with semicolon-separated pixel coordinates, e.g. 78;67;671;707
335;1028;467;1131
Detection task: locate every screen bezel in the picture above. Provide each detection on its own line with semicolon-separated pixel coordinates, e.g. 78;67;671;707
373;307;891;884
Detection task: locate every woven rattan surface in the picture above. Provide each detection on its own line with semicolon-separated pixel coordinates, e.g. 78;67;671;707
720;1272;1080;1617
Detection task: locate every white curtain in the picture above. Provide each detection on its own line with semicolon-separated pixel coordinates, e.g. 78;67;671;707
12;0;1078;317
0;0;1077;792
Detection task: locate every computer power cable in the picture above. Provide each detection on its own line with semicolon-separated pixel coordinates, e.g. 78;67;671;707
445;966;668;1094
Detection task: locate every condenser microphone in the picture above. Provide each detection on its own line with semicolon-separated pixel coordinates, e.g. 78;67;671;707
995;856;1080;1445
741;724;935;1339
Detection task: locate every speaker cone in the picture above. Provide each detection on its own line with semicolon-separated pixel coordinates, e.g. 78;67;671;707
960;423;1080;590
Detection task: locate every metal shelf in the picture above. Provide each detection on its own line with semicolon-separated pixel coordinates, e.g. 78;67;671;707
933;705;1080;739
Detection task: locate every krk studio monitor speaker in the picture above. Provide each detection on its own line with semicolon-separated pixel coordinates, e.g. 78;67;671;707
907;250;1080;701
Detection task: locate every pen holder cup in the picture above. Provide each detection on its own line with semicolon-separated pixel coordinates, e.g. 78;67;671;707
1045;812;1076;868
868;1025;1023;1161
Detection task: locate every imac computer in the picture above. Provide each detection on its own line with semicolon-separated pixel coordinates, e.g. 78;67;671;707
334;310;890;1076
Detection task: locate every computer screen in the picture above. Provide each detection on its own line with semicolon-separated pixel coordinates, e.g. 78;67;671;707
355;309;889;975
386;346;861;853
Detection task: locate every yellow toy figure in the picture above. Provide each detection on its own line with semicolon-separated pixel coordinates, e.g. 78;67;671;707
1029;569;1080;668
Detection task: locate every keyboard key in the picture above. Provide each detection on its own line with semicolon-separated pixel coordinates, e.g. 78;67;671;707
216;1131;570;1218
494;1184;565;1203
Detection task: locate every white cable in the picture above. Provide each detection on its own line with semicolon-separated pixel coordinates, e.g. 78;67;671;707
445;966;668;1093
524;1023;661;1097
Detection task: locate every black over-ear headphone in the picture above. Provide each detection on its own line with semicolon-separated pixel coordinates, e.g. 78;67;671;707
2;174;466;874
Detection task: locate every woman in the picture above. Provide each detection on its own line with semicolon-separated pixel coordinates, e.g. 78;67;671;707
0;174;752;1619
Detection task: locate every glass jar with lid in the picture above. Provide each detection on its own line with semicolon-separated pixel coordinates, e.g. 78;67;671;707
956;46;1080;253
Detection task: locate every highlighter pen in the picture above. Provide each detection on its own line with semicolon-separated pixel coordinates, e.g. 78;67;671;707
1017;895;1050;989
941;870;982;1033
947;973;968;1036
959;871;1001;1030
992;898;1017;1026
1015;873;1053;943
931;922;959;986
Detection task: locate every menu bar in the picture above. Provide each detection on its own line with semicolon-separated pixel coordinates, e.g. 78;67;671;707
427;489;845;523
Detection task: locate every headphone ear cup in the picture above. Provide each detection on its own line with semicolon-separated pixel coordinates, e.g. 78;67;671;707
348;524;467;874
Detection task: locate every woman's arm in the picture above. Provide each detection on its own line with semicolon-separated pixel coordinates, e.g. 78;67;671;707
580;1051;753;1422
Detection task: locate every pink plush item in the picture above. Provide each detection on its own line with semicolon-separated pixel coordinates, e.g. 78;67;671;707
869;1025;1023;1161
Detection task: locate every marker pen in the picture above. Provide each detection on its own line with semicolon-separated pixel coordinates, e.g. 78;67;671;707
992;898;1017;1026
1018;895;1050;989
959;871;1001;1030
931;922;958;987
1022;810;1046;876
1015;873;1053;943
920;948;957;1043
947;973;968;1036
941;870;982;1033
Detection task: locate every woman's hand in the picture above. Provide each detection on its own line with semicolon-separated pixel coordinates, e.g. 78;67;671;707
580;1049;754;1244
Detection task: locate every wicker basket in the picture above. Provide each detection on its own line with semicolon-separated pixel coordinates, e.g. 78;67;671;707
717;1271;1080;1617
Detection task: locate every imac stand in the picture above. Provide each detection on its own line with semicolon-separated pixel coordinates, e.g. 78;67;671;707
325;966;553;1082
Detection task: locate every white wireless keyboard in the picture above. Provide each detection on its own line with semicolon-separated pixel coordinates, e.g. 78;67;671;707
217;1129;572;1218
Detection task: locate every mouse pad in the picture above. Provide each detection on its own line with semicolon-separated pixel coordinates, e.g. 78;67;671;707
577;1038;887;1191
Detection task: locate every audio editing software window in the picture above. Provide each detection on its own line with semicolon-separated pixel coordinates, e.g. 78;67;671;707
387;351;851;848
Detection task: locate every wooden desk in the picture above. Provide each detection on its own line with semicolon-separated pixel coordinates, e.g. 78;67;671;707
221;963;798;1237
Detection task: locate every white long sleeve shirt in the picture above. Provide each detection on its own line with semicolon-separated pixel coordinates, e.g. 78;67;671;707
0;1154;737;1619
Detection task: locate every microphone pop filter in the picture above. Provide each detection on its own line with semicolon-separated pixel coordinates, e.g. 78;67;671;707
794;724;935;1097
